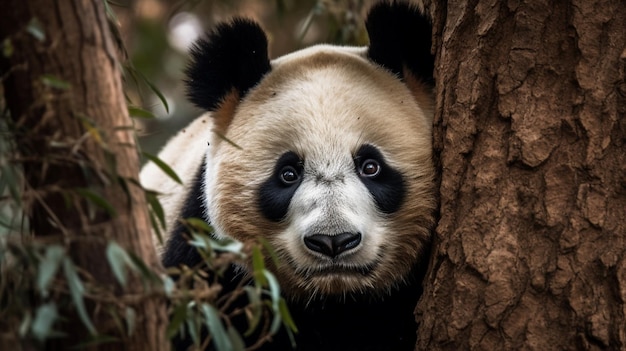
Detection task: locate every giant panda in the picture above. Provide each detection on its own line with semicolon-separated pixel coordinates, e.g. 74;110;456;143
140;1;436;350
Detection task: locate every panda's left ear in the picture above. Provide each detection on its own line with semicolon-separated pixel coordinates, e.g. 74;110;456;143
185;18;271;112
366;2;434;85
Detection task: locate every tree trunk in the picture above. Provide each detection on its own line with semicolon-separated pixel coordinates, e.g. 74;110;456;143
417;0;626;349
1;1;169;350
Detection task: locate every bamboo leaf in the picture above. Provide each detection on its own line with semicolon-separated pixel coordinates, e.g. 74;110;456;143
227;326;246;351
31;303;58;341
146;192;165;228
26;17;45;41
143;77;169;114
125;307;136;336
279;297;298;333
19;312;32;337
128;105;155;119
2;38;14;57
75;188;117;217
166;303;188;338
37;245;65;298
251;246;267;287
201;303;231;351
214;131;243;150
63;258;97;335
142;152;182;184
127;251;160;283
263;270;282;334
41;74;71;90
243;286;262;337
105;241;134;286
162;275;175;297
0;162;22;205
259;237;280;267
185;313;200;347
209;237;243;255
184;217;212;233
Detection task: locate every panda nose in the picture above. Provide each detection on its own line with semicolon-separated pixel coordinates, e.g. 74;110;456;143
304;232;361;258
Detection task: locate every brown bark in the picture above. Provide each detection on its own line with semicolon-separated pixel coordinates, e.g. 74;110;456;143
1;0;169;350
417;0;626;350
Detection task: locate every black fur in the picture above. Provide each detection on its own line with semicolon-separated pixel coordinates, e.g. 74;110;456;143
355;144;406;214
258;151;304;222
258;269;425;351
161;162;206;269
366;1;434;84
185;18;271;111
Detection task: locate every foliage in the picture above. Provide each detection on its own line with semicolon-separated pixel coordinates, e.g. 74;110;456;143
0;0;371;349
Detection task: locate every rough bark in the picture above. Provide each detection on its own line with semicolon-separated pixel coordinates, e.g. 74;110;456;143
1;0;169;350
417;0;626;350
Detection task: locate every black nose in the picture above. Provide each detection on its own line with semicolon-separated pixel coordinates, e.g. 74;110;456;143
304;232;361;258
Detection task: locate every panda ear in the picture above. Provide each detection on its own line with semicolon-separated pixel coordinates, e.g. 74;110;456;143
185;18;271;112
366;2;434;85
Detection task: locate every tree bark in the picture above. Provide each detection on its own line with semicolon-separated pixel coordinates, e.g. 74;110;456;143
1;1;169;350
417;0;626;349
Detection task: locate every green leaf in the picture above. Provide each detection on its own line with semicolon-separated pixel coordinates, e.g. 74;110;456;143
259;237;280;267
142;152;182;184
188;233;210;252
279;297;298;333
127;251;160;283
184;217;212;233
75;188;117;218
143;76;169;114
227;326;246;351
19;312;32;337
251;246;267;287
166;303;188;338
41;74;71;90
263;270;283;334
26;17;45;41
105;241;135;286
37;245;65;298
185;313;200;347
201;303;231;351
214;131;243;150
209;237;243;255
148;209;164;245
128;105;155;119
63;258;97;335
162;275;175;297
0;162;22;205
2;38;13;57
243;286;262;337
32;303;59;341
125;307;136;336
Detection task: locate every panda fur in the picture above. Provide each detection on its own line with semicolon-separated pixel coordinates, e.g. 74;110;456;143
140;2;436;350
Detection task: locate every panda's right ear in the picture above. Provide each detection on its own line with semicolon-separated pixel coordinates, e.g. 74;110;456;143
185;18;271;119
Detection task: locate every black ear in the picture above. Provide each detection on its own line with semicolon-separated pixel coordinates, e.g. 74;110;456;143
366;1;434;84
185;18;271;111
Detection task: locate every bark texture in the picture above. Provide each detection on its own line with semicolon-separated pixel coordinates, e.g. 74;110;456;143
418;0;626;350
1;0;168;350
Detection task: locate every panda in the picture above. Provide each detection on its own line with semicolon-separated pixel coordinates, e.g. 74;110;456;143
140;1;436;350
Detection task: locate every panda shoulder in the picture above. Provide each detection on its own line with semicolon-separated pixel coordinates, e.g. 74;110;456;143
140;114;213;245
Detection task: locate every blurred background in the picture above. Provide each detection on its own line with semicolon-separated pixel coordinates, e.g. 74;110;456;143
112;0;376;157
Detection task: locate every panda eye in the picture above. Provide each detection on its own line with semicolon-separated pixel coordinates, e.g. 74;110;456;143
359;159;381;178
279;165;300;185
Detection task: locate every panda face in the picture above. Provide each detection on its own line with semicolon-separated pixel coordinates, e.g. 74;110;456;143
203;46;434;298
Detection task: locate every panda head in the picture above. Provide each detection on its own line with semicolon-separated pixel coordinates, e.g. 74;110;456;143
186;2;436;300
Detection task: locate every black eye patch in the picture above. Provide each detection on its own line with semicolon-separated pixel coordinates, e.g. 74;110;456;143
258;151;304;222
354;144;405;214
